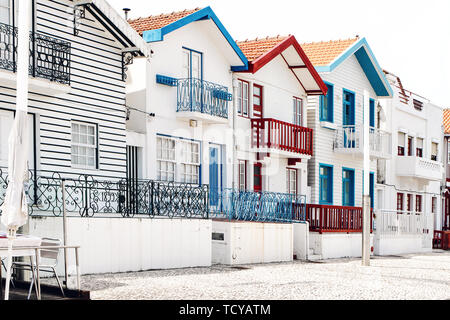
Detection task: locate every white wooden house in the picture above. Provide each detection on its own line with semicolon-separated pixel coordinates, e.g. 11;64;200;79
302;37;393;259
375;70;443;255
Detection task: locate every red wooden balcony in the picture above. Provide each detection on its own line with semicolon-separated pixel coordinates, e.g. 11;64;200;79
305;204;374;234
251;118;313;156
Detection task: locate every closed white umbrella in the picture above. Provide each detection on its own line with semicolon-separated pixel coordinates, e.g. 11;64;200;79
0;0;32;300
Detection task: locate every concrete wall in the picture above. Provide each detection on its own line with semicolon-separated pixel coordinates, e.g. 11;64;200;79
212;220;293;265
27;217;212;276
374;235;432;256
293;222;309;260
310;232;374;260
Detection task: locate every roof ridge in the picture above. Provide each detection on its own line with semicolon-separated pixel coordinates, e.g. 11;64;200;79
301;37;359;46
236;34;291;43
128;7;202;23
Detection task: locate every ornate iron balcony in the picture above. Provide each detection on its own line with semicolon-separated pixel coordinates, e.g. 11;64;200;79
177;78;231;119
0;22;71;85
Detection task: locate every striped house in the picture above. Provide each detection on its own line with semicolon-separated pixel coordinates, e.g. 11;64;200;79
0;0;150;183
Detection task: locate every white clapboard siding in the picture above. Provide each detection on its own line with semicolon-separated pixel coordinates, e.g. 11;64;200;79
0;0;132;181
307;55;379;207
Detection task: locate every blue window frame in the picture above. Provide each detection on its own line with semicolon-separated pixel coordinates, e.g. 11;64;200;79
342;168;355;207
319;164;333;205
362;171;375;209
369;98;375;128
320;82;334;122
342;89;355;126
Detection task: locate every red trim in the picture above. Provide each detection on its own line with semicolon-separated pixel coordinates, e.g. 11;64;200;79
236;35;328;96
288;159;302;166
253;84;263;119
254;162;263;192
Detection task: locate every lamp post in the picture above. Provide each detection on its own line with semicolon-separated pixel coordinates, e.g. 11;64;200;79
362;90;371;266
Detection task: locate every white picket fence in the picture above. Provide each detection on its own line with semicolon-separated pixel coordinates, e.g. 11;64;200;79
375;210;432;236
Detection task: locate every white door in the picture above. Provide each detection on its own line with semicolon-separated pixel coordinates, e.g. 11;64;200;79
182;49;202;79
0;109;35;171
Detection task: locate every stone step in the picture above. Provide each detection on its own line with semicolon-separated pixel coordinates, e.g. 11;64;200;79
308;254;323;262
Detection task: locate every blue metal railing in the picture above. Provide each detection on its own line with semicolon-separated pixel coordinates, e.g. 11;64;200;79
210;189;307;223
177;78;231;119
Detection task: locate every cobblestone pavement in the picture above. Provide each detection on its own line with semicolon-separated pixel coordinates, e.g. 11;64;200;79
76;251;450;300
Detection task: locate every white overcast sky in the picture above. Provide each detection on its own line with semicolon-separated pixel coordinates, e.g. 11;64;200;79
108;0;450;107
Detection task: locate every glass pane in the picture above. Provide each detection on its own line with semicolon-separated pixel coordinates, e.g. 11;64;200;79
254;97;260;106
254;86;260;96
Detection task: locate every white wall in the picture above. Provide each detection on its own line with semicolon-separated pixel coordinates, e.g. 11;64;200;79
293;222;309;260
27;217;212;276
374;236;432;256
212;221;293;265
310;233;374;260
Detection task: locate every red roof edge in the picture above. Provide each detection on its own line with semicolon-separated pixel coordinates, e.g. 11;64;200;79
236;35;327;95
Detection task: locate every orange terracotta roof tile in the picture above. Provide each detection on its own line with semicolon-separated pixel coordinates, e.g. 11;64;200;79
236;35;290;61
444;109;450;134
128;8;202;35
300;38;359;67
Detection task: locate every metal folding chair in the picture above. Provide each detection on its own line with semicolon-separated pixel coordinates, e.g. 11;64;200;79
12;238;65;299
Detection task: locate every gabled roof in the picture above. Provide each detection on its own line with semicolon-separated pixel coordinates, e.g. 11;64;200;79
301;37;393;97
133;6;248;70
235;35;328;96
444;109;450;134
72;0;151;58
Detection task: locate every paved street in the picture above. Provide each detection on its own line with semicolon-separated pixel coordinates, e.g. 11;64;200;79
74;251;450;300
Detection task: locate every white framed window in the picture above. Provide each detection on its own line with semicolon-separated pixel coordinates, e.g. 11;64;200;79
238;160;247;190
293;97;303;126
416;138;424;158
157;137;176;182
237;79;249;117
71;122;98;169
398;132;406;156
180;140;200;184
286;168;297;196
431;142;438;161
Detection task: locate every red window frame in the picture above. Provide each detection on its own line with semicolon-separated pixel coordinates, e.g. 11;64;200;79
237;79;250;118
286;168;298;195
407;137;413;156
253;84;263;119
253;162;263;192
238;160;247;190
407;194;413;212
397;193;404;212
416;195;422;213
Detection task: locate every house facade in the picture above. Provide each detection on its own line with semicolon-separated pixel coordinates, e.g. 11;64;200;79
374;71;442;255
232;35;326;198
301;37;393;259
441;109;450;231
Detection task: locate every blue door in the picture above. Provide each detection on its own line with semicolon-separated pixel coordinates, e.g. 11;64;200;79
370;173;375;209
343;90;355;148
209;147;220;206
342;168;355;207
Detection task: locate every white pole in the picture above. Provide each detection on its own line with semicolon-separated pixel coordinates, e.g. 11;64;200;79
362;90;371;266
4;0;32;301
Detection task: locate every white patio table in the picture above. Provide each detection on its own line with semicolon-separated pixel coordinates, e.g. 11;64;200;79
0;235;42;300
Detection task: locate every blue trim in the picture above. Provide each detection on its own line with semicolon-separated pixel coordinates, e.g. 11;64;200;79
342;167;355;207
320;81;334;123
342;88;355;126
319;163;334;205
315;38;393;97
369;98;375;128
143;7;248;70
156;74;178;87
362;171;375;209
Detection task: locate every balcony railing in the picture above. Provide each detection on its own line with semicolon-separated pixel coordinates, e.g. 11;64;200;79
375;210;431;236
177;78;231;119
303;204;373;234
0;22;71;85
210;188;306;223
251;118;313;156
396;156;442;181
333;124;392;159
0;169;209;219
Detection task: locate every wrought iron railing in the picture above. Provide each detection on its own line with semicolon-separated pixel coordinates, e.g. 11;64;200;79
210;188;306;223
177;78;230;119
0;22;71;84
0;169;209;219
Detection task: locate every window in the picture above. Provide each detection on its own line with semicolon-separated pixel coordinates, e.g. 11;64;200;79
407;136;413;156
180;141;200;184
369;99;375;128
253;85;263;118
71;122;98;169
342;169;355;207
286;168;297;196
293;97;303;126
0;0;11;25
237;80;249;117
407;194;413;212
319;164;333;205
398;132;406;156
413;99;423;111
320;83;334;122
431;142;438;161
254;163;262;192
397;193;404;212
157;137;176;182
238;160;247;190
432;197;437;214
416;195;422;213
182;48;202;79
416;138;424;158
